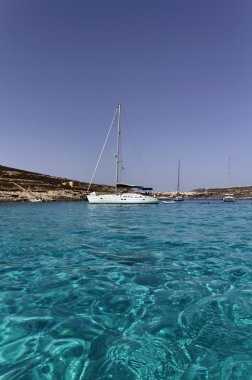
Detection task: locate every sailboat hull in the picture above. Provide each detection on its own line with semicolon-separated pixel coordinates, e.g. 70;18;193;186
87;192;159;204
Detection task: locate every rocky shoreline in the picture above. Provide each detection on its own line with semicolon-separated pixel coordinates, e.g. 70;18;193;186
1;165;252;202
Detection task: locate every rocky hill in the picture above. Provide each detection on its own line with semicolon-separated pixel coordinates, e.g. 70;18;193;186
0;165;113;202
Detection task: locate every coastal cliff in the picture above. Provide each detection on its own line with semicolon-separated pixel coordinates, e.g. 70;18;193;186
0;165;113;202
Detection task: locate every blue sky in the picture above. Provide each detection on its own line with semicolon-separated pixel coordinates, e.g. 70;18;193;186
0;0;251;191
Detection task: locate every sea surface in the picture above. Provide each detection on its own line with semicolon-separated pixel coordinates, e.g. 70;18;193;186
1;200;252;379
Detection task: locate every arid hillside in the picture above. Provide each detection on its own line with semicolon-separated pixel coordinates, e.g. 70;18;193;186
0;165;113;201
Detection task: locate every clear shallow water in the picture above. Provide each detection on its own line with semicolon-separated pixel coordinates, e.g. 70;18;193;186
1;200;252;379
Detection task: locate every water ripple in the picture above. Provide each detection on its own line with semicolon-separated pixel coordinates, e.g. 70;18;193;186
1;200;252;378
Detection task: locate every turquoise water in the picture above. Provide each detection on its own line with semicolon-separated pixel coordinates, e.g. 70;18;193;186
1;200;252;379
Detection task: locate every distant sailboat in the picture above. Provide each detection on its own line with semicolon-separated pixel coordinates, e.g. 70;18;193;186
87;104;159;204
223;157;235;202
174;159;184;201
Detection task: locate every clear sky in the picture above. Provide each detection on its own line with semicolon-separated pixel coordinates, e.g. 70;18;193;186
0;0;251;191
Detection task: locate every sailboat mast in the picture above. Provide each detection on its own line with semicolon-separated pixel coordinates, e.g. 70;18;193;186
228;156;231;188
177;159;180;195
115;104;121;189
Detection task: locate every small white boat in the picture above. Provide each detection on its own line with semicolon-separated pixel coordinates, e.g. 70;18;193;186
29;198;42;202
223;193;235;202
87;104;158;205
174;195;184;201
174;159;184;201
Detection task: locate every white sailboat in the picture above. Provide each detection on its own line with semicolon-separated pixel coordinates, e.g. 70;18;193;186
223;157;235;202
87;104;159;204
174;159;184;201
